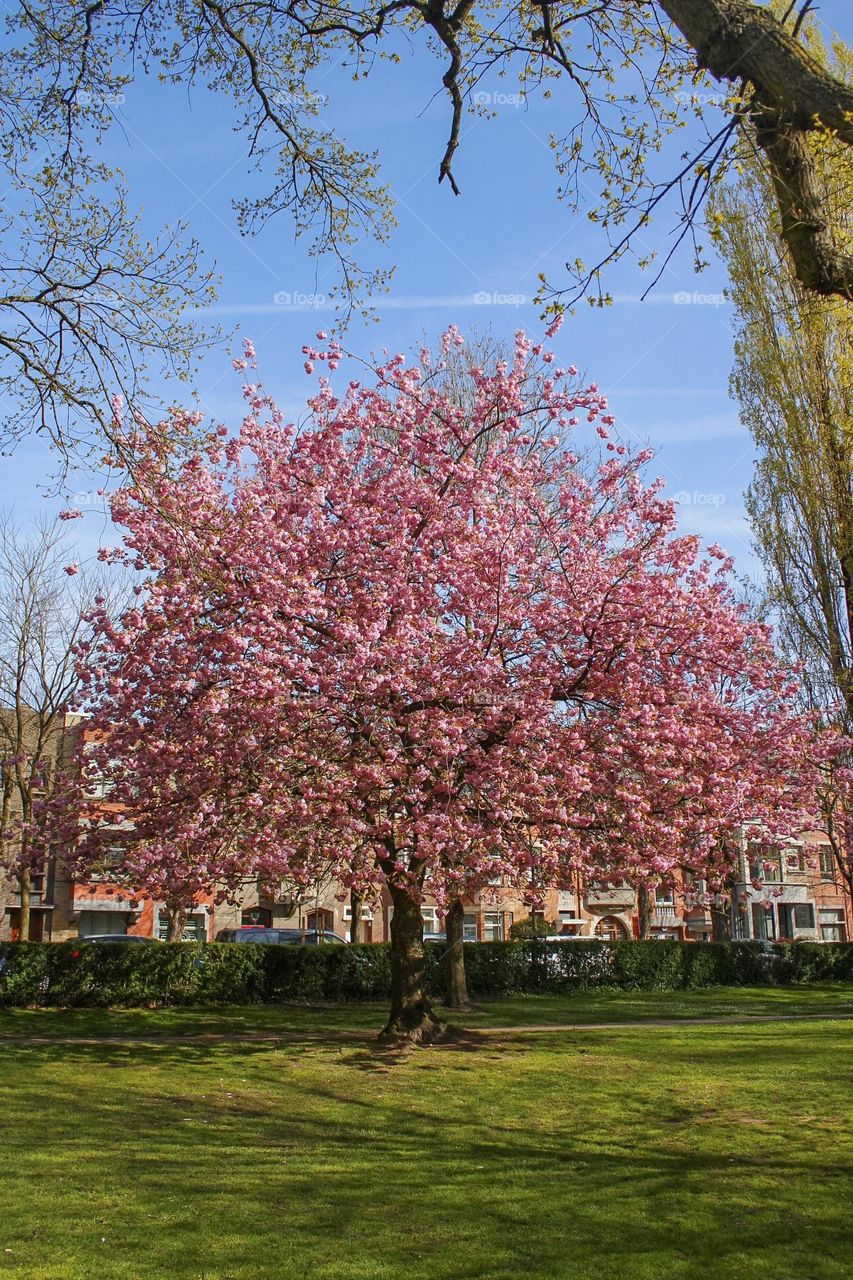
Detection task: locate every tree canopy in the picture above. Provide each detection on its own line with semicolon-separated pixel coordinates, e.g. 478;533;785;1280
0;13;219;460
43;326;823;1038
2;2;851;461
9;1;853;326
711;39;853;898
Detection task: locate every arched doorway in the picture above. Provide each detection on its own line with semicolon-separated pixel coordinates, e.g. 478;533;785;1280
594;915;629;941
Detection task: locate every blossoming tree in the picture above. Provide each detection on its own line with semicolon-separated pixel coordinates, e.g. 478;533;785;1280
66;327;818;1041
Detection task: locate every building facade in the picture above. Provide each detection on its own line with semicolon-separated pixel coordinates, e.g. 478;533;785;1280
730;828;852;944
2;714;851;944
1;711;84;941
25;844;846;946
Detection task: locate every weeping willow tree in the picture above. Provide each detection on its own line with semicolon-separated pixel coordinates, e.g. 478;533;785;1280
711;35;853;899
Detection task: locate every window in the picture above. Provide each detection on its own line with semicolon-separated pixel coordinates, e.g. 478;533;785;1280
101;843;126;870
89;836;127;880
594;915;628;941
306;909;334;935
749;858;780;883
483;912;507;942
751;903;776;941
486;851;503;887
819;847;836;883
655;885;674;908
344;905;375;943
463;913;478;942
344;905;374;922
82;819;134;879
792;904;815;931
156;912;207;942
748;842;781;883
84;765;116;799
9;908;47;941
785;848;805;873
30;757;52;798
819;909;847;943
82;742;114;798
421;908;439;934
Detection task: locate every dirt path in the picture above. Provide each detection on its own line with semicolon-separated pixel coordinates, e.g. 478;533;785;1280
0;1009;851;1047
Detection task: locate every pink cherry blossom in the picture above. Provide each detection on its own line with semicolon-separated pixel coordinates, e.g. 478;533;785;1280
49;326;827;1039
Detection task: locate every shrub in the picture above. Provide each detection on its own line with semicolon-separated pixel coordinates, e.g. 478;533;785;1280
507;917;559;941
0;939;850;1008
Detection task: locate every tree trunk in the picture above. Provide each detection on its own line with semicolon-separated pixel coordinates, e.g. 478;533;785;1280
711;899;731;942
637;884;651;940
18;867;31;943
350;888;361;945
824;796;853;908
444;898;471;1010
657;0;853;301
379;884;447;1044
165;904;187;942
16;802;32;942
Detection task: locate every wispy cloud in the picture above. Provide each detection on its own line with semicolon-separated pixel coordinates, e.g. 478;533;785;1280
190;288;732;319
191;293;528;317
675;500;754;543
621;413;747;445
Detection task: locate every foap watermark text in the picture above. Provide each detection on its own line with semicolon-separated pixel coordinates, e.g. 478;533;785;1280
674;491;726;508
674;290;727;307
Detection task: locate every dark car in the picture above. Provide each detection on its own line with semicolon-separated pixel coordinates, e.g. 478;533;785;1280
76;934;159;944
215;927;348;945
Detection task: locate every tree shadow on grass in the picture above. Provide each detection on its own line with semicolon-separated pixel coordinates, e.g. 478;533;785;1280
0;1031;851;1280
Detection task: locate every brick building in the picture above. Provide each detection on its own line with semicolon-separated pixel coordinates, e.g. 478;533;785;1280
3;846;850;945
2;712;851;944
730;828;852;944
1;710;84;941
216;836;853;945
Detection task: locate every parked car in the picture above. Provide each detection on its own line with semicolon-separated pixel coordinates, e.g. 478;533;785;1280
423;932;447;944
215;927;348;945
76;934;159;944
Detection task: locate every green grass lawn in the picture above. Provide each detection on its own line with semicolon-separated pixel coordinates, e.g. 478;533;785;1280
1;982;852;1037
0;989;851;1279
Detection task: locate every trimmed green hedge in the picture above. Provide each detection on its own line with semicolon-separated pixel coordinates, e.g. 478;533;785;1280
0;938;851;1008
461;937;853;996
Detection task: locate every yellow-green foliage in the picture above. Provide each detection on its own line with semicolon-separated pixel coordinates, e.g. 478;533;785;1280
711;33;853;720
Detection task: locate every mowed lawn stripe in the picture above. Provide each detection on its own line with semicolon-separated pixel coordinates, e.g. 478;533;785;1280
0;1017;850;1280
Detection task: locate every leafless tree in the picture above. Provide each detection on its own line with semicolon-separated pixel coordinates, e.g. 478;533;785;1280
0;513;122;938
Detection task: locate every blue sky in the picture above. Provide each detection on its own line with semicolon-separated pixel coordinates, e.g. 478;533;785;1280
4;0;852;582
